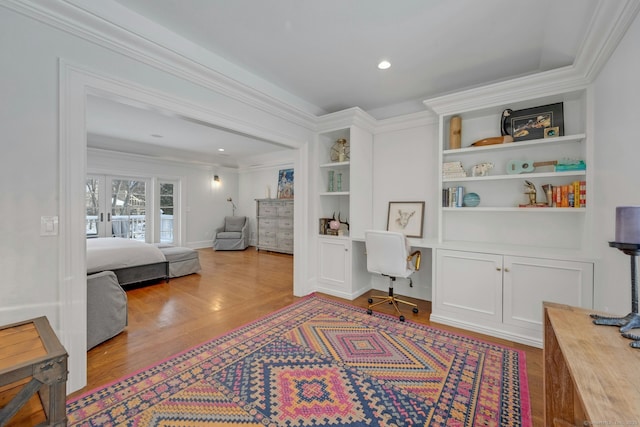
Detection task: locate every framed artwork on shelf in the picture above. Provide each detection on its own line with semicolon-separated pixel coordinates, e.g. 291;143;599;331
504;102;564;141
277;168;294;199
387;201;425;238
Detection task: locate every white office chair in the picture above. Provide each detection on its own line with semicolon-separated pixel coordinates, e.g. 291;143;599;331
364;230;421;321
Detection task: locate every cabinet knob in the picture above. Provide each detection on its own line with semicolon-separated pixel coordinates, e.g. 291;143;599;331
504;268;510;272
496;267;502;271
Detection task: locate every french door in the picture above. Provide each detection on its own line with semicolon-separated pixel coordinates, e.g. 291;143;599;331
85;175;150;241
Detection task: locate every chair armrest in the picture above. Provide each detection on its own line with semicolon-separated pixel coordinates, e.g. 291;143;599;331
407;250;421;271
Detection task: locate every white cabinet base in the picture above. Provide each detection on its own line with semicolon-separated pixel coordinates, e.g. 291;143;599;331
316;237;370;300
433;249;593;348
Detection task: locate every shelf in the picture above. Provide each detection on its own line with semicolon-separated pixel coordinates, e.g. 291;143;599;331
443;134;585;156
443;170;586;183
443;207;586;212
320;161;350;168
320;191;350;196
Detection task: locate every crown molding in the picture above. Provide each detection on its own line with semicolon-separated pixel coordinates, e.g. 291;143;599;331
575;0;640;82
423;66;590;116
316;107;378;134
2;0;318;131
423;0;639;117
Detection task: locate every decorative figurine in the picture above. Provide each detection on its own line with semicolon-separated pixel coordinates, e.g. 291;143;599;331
501;108;513;136
524;180;537;205
471;162;494;177
542;184;553;206
330;138;350;162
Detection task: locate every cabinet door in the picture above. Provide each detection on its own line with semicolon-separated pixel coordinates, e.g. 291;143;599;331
318;238;351;292
503;256;593;331
435;249;503;323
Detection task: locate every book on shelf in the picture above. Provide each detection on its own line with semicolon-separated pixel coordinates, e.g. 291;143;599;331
549;181;586;208
442;186;464;207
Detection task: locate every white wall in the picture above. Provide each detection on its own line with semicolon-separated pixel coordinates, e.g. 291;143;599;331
0;6;311;392
370;121;439;300
592;12;640;314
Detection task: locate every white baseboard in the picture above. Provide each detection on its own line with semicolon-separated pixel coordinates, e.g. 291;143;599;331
429;313;542;348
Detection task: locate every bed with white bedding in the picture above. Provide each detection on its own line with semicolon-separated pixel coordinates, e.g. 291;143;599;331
87;237;169;285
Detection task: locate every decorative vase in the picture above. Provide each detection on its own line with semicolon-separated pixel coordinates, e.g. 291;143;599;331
336;173;342;191
449;116;461;149
328;171;334;192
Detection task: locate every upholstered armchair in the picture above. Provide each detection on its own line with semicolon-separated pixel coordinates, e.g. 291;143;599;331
213;216;249;250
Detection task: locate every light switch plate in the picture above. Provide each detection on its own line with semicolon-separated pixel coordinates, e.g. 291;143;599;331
41;216;59;236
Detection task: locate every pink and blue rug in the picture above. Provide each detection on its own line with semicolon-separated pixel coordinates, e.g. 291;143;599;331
67;294;531;426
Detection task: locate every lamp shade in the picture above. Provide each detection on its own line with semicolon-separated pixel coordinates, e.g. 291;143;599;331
615;206;640;243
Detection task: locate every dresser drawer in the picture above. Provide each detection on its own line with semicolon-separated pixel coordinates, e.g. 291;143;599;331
278;205;294;217
258;232;277;247
277;230;294;240
259;218;277;228
279;239;293;252
258;204;278;216
278;218;294;229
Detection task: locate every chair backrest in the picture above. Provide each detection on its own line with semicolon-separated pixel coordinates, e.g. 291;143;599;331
224;216;246;232
364;230;413;278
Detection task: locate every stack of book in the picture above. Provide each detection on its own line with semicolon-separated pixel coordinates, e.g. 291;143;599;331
442;186;464;207
442;161;467;179
554;181;586;208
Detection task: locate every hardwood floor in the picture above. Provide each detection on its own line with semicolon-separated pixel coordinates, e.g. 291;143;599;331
70;247;543;425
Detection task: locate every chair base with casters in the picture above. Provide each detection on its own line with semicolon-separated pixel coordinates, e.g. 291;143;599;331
367;276;419;322
364;229;422;322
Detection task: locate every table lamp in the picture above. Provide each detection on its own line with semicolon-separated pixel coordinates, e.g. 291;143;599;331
591;206;640;348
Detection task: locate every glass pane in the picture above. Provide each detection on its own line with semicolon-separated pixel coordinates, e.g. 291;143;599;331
85;177;100;237
160;195;174;207
111;179;147;241
159;182;174;243
160;183;173;196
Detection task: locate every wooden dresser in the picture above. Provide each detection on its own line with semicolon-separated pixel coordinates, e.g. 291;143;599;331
544;302;640;426
255;198;294;254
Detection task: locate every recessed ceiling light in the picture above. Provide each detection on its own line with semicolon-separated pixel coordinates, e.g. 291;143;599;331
150;134;163;138
377;60;391;70
218;148;225;152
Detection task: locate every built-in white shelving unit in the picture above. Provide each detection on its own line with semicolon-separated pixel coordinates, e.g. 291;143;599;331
315;118;373;300
425;84;595;347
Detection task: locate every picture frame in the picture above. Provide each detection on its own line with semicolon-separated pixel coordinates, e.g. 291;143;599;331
505;102;564;141
277;168;294;199
387;201;425;238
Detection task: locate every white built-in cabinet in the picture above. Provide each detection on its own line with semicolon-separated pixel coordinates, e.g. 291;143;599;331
434;249;593;346
425;83;595;347
315;118;373;299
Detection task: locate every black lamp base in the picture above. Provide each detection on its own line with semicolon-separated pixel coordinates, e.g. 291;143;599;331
591;242;640;348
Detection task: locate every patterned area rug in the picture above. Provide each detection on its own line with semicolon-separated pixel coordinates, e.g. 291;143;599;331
67;294;531;426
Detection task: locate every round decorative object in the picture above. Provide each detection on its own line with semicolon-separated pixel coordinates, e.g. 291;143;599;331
330;138;350;162
463;192;481;207
329;220;340;230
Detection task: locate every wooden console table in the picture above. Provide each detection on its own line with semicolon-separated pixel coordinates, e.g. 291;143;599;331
0;316;67;427
544;302;640;426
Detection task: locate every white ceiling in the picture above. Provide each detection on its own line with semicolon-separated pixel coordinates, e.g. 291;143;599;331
84;0;624;166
